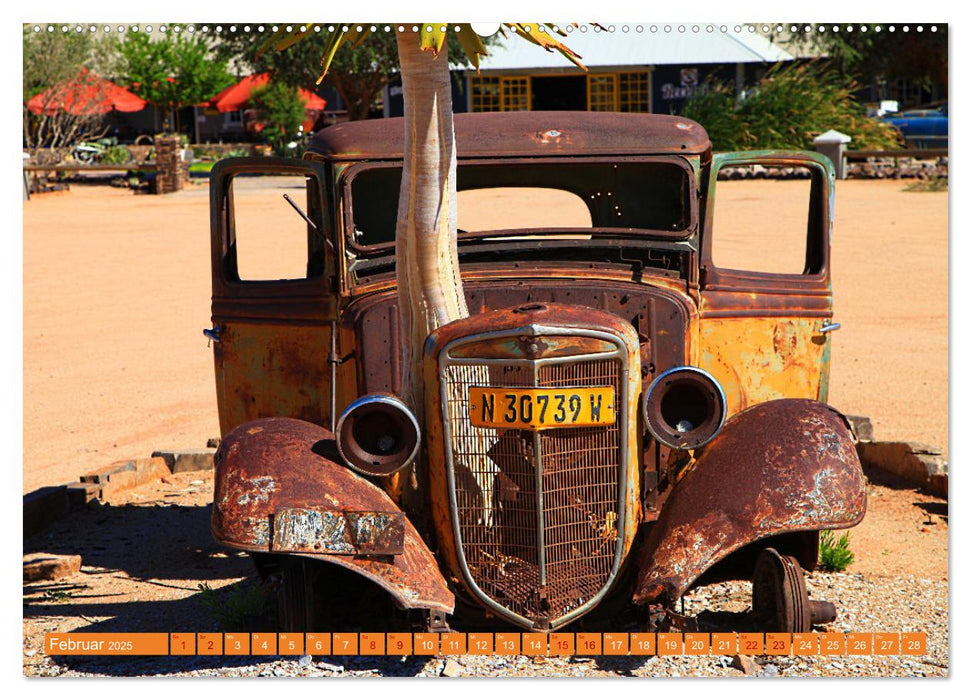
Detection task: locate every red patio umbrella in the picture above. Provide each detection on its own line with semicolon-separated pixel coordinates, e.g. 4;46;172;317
26;67;147;116
204;73;326;112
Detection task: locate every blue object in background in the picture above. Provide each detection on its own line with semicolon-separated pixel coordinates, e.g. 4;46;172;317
884;103;948;149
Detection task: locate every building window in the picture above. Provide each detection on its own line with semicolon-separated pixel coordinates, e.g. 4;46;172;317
471;76;531;112
618;72;651;112
225;110;243;124
587;74;618;111
500;77;530;111
470;76;501;112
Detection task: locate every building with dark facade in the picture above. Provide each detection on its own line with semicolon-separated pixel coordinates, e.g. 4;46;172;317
384;27;794;117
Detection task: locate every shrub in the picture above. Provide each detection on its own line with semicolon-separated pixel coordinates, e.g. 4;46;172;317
251;81;308;156
100;145;132;165
682;61;903;152
818;530;855;571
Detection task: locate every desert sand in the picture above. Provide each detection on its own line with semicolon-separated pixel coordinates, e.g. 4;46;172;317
22;178;947;493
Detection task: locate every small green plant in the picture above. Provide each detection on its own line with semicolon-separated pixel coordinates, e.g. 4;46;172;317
100;145;132;165
818;530;855;571
43;588;74;602
904;176;948;192
197;580;267;631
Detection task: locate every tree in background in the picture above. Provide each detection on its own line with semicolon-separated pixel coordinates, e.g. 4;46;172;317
250;81;308;155
118;28;234;133
22;26;119;149
213;25;498;121
781;24;947;104
682;61;902;151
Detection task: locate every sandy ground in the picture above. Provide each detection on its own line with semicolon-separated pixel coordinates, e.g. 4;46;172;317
22;177;947;493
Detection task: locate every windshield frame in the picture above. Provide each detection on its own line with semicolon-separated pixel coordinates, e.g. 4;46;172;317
339;155;698;257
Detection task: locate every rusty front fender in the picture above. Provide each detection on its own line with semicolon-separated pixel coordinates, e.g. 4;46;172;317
212;417;454;613
633;399;865;607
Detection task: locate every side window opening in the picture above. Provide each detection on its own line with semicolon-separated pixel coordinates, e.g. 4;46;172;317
710;164;824;276
227;174;326;282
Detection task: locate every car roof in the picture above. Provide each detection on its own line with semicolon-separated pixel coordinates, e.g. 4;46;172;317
307;111;711;161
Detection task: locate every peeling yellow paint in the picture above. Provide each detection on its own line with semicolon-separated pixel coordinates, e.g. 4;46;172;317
698;317;826;417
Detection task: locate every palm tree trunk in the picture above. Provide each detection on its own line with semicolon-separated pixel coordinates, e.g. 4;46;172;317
395;34;468;412
394;35;498;524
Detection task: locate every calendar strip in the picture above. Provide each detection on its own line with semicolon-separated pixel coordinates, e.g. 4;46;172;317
44;632;929;657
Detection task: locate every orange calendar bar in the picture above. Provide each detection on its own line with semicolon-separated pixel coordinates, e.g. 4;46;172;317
44;633;169;656
41;631;933;658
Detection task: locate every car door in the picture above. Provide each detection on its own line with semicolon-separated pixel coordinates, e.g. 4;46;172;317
697;151;838;417
208;157;338;436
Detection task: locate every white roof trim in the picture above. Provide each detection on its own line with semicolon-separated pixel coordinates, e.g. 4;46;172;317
473;29;794;72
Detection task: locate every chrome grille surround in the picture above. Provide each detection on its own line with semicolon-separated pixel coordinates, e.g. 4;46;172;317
439;324;629;630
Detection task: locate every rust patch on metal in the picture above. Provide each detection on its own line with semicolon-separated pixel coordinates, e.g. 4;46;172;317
211;417;452;612
270;508;404;555
308;112;711;161
633;399;866;607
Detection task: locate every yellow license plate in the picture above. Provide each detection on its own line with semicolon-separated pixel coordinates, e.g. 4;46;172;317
468;386;616;430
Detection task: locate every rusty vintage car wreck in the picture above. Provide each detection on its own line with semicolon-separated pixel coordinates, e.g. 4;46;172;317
207;112;866;633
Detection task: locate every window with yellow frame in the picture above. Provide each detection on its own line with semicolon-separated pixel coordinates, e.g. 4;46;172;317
587;74;618;111
618;72;651;112
587;71;651;112
470;76;531;112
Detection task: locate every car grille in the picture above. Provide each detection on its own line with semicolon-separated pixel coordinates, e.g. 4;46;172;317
441;341;626;629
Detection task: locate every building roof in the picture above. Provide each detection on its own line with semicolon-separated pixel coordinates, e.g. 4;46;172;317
474;28;794;72
307;111;710;161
